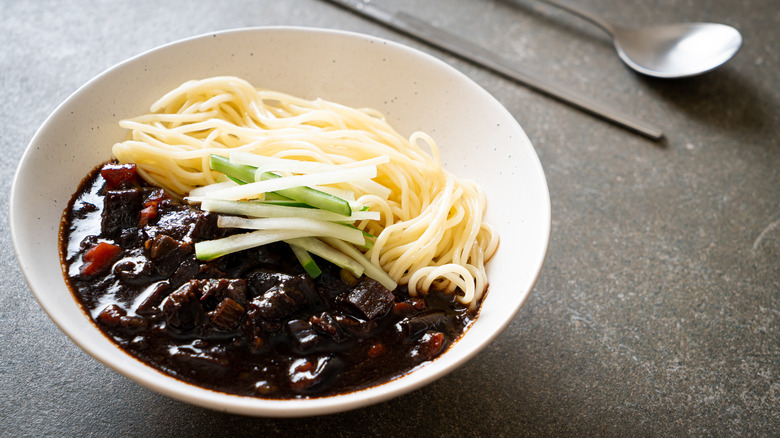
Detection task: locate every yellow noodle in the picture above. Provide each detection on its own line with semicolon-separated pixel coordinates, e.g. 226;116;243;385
112;76;498;309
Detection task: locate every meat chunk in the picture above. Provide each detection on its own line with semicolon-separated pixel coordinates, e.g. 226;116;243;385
162;282;206;332
314;269;349;304
134;281;172;316
248;274;317;321
170;347;229;371
249;285;305;321
396;311;447;340
96;304;126;327
160;278;249;332
208;298;246;331
196;278;248;306
309;312;349;343
346;278;395;320
149;234;185;259
246;269;293;297
147;234;193;277
101;188;143;239
152;204;221;242
331;313;376;337
95;304;148;333
286;319;323;352
168;257;200;289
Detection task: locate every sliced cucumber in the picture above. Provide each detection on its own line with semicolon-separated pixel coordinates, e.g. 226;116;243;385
200;199;379;222
289;245;322;278
322;237;397;291
195;229;314;261
285;237;365;278
216;216;366;246
208;154;256;184
258;172;351;216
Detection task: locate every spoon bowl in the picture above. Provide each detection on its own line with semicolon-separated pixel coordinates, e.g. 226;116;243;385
612;23;743;78
540;0;743;78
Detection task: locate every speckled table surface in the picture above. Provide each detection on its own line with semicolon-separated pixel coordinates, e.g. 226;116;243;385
2;0;778;436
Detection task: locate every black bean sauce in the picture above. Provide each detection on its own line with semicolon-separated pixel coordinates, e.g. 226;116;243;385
60;162;476;398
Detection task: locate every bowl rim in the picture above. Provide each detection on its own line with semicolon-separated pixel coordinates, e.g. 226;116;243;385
10;25;551;417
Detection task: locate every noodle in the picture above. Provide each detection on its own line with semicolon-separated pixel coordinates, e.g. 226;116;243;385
112;76;498;309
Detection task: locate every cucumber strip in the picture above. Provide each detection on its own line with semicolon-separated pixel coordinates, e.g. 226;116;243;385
355;238;374;251
257;199;313;208
259;172;352;216
226;176;247;185
206;165;377;201
306;186;370;213
187;197;312;208
200;199;379;222
322;237;397;291
353;226;376;240
208;154;257;184
216;216;366;246
309;185;356;202
262;191;312;207
344;224;375;250
289;245;322;278
285;237;365;278
195;229;315;261
263;191;295;201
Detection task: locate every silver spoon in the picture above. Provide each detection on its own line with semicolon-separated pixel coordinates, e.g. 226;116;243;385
538;0;743;78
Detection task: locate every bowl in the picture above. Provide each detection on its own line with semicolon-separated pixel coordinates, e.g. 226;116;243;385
10;27;550;417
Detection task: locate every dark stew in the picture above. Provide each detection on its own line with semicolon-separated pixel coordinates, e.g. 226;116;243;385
60;162;475;398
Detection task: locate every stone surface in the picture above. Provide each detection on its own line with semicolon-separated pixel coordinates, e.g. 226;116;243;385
1;0;778;436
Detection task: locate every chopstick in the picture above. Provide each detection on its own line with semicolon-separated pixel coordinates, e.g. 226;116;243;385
321;0;664;141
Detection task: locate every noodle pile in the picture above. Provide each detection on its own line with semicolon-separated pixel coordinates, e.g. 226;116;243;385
112;76;498;309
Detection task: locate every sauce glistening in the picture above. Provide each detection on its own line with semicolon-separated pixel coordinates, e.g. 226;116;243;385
60;162;475;398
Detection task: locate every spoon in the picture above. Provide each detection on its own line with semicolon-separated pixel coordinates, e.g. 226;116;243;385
537;0;743;78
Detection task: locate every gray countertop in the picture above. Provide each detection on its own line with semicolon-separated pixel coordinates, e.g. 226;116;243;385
2;0;778;436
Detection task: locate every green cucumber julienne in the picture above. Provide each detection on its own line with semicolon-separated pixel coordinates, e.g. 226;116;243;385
199;154;382;282
209;154;256;184
289;245;322;278
208;154;352;217
285;237;365;278
259;171;351;217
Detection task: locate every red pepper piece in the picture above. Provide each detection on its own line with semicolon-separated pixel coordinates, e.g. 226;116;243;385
293;360;315;373
100;163;139;189
392;302;414;316
415;331;445;361
138;203;158;227
409;298;427;311
146;189;166;204
367;343;386;358
81;242;122;276
96;304;126;327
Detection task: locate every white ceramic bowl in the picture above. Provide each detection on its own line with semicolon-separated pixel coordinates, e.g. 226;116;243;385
11;27;550;417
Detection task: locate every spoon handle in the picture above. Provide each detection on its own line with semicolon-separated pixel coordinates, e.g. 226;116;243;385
537;0;616;35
